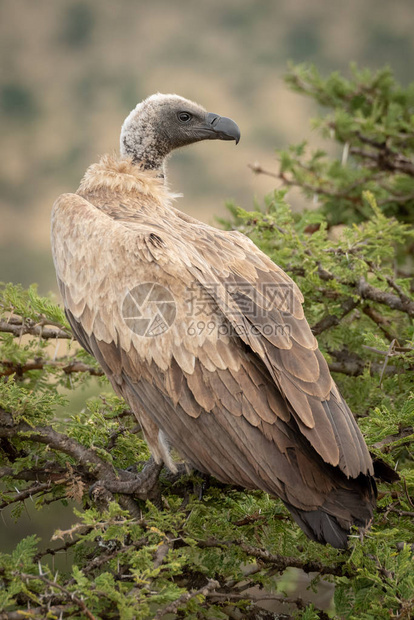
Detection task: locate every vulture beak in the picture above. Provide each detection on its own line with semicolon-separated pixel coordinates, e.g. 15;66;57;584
201;112;241;144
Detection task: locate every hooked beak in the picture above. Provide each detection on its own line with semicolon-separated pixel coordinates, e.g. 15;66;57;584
200;112;241;144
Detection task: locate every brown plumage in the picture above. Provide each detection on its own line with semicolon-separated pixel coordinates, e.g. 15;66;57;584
51;94;376;548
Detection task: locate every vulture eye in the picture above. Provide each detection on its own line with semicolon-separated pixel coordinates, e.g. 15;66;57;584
178;111;192;123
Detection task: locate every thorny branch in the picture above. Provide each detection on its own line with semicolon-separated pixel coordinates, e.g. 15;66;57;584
207;590;326;616
0;318;71;339
20;572;97;620
0;520;340;619
153;579;220;619
326;347;411;378
249;161;379;208
0;407;161;518
0;481;54;509
304;267;414;318
0;462;68;482
196;537;351;577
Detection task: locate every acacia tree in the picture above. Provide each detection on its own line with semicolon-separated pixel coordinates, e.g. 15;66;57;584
272;63;414;228
1;65;414;619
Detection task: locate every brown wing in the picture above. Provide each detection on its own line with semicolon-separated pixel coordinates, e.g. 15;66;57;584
174;221;373;479
52;191;374;547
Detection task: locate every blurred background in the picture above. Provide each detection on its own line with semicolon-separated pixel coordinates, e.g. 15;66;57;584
1;0;414;294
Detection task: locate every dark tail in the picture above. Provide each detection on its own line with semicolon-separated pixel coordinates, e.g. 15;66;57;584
284;474;377;549
285;504;350;548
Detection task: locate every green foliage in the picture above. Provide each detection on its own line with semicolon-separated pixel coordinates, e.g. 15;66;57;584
1;64;414;619
1;205;413;619
0;283;68;328
218;189;414;618
280;64;414;225
333;542;414;620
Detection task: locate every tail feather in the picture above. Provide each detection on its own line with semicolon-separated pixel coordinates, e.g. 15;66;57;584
285;504;350;549
284;473;376;548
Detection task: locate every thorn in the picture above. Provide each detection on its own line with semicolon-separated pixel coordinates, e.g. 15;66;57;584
342;142;350;166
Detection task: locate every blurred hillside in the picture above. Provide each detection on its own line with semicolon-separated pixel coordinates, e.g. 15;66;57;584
1;0;414;292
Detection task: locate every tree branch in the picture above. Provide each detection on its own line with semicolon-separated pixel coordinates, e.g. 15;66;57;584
196;538;350;577
34;538;81;562
311;298;358;335
327;348;409;377
0;481;55;509
0;359;103;378
19;573;97;620
0;606;69;620
0;408;115;478
286;261;414;319
0;462;69;482
153;579;220;619
0;318;71;339
362;305;396;342
350;147;414;177
0;407;154;518
357;277;414;317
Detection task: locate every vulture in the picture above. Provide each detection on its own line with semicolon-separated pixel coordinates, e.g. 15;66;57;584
51;93;376;548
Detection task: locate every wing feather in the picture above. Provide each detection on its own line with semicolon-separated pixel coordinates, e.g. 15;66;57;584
51;187;374;533
177;225;373;476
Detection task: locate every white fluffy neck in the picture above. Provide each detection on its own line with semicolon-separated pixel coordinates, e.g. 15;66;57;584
120;102;169;176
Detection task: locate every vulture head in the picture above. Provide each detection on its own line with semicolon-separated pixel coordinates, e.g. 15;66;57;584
120;93;240;172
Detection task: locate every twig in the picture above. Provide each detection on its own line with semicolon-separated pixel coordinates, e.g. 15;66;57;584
19;572;97;620
0;408;115;479
286;264;414;319
387;507;414;518
402;476;414;509
248;162;279;180
0;481;56;509
76;536;148;577
0;462;69;483
209;590;307;607
0;606;68;619
372;427;413;454
153;579;220;619
196;538;350;577
363;345;413;356
362;305;396;342
311;298;358;335
327;348;404;377
350;147;414;177
107;424;141;450
34;538;80;561
385;275;413;306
